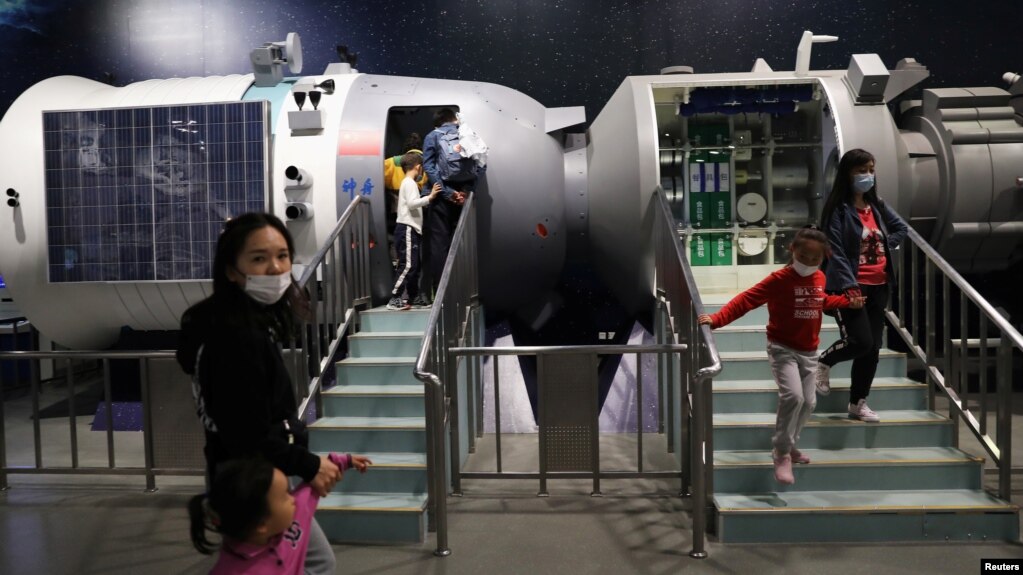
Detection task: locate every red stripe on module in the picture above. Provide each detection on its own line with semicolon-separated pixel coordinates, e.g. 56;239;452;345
337;130;382;156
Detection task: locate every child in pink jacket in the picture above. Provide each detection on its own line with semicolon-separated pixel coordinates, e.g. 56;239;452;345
189;453;370;574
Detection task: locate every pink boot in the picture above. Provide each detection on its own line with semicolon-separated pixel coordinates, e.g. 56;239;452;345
790;448;811;464
773;451;795;485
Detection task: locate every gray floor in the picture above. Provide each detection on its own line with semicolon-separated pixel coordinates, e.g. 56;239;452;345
2;380;1022;574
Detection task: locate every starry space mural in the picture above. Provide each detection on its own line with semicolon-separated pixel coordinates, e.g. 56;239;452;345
0;0;1019;122
1;0;1020;422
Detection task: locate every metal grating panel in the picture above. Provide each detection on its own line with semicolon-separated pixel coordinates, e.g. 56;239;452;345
148;359;205;470
42;101;269;282
541;354;597;472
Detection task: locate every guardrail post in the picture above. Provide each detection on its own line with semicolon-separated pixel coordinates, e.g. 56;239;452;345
996;338;1012;501
139;358;157;492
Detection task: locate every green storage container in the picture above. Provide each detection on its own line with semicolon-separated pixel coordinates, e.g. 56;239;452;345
690;234;711;266
712;233;733;266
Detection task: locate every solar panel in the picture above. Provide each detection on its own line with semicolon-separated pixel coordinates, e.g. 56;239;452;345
42;101;269;282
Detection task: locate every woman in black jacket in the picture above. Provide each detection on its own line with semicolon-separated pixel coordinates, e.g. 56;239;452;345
815;149;908;422
176;213;340;574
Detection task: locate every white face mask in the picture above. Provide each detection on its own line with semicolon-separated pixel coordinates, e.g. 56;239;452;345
791;260;819;277
243;272;293;305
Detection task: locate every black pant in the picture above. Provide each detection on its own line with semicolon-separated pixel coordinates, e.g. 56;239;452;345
427;198;463;292
819;283;889;404
391;223;421;300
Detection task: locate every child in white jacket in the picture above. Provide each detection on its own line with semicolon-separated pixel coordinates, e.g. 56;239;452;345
388;152;441;310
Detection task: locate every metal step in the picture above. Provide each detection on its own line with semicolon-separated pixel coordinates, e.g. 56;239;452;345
335;357;418;386
315;452;427;494
714;447;983;493
359;308;431;332
322;385;424;418
714;349;906;381
349;332;424;358
712;410;953;450
316;492;428;543
308;416;426;453
714;489;1019;543
712;377;926;413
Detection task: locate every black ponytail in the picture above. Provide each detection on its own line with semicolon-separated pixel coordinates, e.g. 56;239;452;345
187;458;275;554
188;493;217;554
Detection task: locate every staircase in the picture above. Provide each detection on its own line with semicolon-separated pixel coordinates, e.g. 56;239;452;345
704;297;1020;544
309;307;431;543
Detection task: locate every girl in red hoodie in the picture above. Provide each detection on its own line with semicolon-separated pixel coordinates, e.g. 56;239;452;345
699;227;863;485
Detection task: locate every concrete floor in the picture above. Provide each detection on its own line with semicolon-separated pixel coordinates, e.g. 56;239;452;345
1;380;1022;574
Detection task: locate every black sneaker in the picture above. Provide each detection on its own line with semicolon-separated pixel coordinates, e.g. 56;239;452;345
386;296;410;310
411;294;432;308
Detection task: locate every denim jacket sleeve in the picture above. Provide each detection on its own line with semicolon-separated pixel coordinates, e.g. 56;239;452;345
825;206;859;292
880;201;909;250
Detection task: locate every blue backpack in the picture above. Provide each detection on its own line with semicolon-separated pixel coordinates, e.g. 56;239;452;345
434;128;477;182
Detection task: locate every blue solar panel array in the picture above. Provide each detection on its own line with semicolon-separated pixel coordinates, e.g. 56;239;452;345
43;101;269;282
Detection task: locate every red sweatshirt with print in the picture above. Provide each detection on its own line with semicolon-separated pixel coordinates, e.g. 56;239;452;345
708;266;850;352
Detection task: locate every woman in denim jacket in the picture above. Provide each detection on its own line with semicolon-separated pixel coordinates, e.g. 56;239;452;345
815;149;908;422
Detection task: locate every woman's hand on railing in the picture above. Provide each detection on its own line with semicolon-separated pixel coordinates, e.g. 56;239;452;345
698;314;714;327
311;455;343;497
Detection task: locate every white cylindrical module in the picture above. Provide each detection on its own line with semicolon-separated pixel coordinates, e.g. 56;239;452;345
0;71;577;348
0;74;255;348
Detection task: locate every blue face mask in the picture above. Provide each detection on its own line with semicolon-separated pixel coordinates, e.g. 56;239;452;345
852;173;875;194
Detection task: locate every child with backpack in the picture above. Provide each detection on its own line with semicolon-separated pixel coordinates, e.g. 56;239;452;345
189;454;370;574
388;152;441;310
698;227;864;485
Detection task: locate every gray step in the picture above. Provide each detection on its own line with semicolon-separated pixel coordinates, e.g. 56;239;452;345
360;308;431;332
316;492;428;543
308;416;426;453
714;447;983;493
713;410;953;450
335;357;418;386
714;489;1019;543
712;377;926;414
714;349;906;381
349;332;424;358
315;452;427;494
713;324;841;352
322;385;424;418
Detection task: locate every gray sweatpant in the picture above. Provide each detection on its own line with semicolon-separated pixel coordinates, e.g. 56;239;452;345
766;342;818;455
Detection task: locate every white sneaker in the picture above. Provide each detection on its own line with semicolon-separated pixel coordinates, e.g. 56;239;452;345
815;363;831;396
848;399;880;422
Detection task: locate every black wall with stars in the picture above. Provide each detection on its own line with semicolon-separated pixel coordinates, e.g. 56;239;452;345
1;0;1020;124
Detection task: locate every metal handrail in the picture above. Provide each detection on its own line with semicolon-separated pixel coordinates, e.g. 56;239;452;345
414;193;479;558
294;196;372;418
450;343;688;495
888;225;1018;501
651;187;721;559
0;198;373;492
0;344;197;491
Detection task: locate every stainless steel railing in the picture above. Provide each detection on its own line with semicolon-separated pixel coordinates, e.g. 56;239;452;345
448;343;688;494
888;225;1018;501
294;196;372;418
0;197;373;491
414;193;479;558
0;344;195;491
651;187;722;559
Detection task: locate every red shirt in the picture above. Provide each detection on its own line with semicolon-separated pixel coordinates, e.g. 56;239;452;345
709;267;850;352
856;206;887;285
